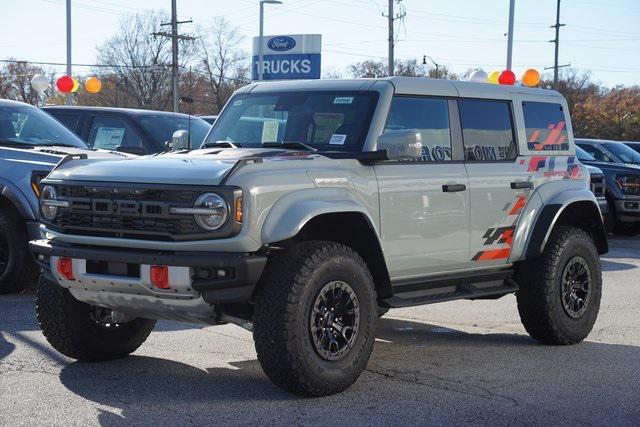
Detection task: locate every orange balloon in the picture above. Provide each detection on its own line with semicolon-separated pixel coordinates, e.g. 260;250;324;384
85;76;102;93
522;68;540;87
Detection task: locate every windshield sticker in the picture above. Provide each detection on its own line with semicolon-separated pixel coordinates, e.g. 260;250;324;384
333;97;354;105
233;99;244;106
261;120;279;143
94;127;125;149
329;134;347;145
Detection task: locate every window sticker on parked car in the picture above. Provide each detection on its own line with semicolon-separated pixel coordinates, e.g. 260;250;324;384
329;134;347;145
94;127;125;149
261;120;279;143
333;97;354;105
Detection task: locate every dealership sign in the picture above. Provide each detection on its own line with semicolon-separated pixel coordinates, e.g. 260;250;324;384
252;34;321;80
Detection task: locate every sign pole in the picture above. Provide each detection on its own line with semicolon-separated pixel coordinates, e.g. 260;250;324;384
506;0;515;70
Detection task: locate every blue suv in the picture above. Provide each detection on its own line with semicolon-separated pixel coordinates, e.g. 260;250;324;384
0;99;128;293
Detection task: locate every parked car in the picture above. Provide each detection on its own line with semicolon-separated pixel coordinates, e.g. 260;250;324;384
576;143;640;235
0;99;130;293
43;106;211;155
198;115;218;125
31;77;607;396
622;141;640;155
583;163;608;217
576;138;640;165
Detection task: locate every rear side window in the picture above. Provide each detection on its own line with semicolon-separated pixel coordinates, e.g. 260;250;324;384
53;114;81;134
458;100;517;161
88;116;143;151
522;101;569;151
385;97;452;161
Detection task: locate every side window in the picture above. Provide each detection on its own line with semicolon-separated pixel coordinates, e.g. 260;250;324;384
522;101;569;151
88;116;142;151
458;99;517;162
385;97;452;161
579;144;611;162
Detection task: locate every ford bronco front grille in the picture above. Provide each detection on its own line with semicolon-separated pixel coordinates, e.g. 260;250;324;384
45;182;241;241
590;175;606;198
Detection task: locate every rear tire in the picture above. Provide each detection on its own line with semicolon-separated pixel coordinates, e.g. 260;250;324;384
515;226;601;345
36;275;156;361
253;241;377;396
0;208;38;294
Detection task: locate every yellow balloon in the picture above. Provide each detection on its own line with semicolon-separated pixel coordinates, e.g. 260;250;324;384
85;76;102;94
522;68;541;87
488;71;500;84
71;78;79;93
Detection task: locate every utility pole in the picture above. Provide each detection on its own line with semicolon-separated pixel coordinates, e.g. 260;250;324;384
383;0;405;76
506;0;515;70
548;0;568;88
66;0;72;105
153;0;194;112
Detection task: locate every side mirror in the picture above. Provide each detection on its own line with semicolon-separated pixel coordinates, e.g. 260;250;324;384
171;130;190;151
377;129;423;161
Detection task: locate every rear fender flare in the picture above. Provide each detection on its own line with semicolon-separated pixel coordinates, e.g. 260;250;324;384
0;179;36;220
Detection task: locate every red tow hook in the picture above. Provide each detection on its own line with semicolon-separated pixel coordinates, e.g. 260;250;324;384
150;265;170;289
56;257;75;281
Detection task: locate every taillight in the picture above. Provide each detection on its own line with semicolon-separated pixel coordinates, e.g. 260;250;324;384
56;257;75;281
150;266;170;289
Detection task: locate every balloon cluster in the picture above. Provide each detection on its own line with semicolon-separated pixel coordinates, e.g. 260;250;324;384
469;68;540;87
31;75;103;94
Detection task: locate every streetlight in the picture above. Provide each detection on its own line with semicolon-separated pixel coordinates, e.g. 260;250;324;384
258;0;283;81
423;55;440;79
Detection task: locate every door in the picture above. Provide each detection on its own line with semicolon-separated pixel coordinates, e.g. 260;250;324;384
86;114;148;154
375;96;470;280
458;99;526;266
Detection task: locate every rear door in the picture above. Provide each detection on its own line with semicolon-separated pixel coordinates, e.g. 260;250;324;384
375;96;470;279
458;99;526;266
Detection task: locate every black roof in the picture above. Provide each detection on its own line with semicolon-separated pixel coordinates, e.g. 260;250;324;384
42;105;197;118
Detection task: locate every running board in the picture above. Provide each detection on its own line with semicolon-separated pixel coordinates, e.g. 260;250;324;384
381;269;518;308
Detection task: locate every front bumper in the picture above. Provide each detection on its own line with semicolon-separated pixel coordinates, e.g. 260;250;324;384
613;198;640;222
30;239;268;307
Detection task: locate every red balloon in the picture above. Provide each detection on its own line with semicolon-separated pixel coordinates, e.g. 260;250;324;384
498;70;516;85
56;75;74;93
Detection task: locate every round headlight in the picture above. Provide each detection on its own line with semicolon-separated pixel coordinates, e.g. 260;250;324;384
193;193;228;231
40;185;58;220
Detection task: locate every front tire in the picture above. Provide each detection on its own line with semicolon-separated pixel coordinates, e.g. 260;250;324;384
253;241;377;396
0;208;38;294
36;275;156;361
516;226;602;345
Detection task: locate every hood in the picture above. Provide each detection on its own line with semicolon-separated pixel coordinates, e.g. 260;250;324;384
580;159;640;175
0;145;132;169
47;147;319;185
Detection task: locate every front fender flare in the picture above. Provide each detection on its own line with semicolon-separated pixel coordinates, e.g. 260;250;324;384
261;188;379;244
0;178;36;220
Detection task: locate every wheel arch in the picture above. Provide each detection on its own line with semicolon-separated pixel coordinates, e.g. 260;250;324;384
524;199;608;260
0;181;36;220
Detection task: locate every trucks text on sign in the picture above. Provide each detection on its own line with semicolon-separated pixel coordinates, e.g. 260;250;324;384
252;34;321;80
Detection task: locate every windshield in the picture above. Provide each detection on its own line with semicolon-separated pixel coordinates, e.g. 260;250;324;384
0;104;87;148
576;145;595;161
204;91;379;151
139;115;211;148
603;142;640;164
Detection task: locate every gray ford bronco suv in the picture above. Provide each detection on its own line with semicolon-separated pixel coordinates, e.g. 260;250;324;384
31;77;607;396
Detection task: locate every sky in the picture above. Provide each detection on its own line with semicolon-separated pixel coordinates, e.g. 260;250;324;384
1;0;639;86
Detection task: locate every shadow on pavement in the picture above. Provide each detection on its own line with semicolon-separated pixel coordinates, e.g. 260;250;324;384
54;316;640;425
600;259;637;272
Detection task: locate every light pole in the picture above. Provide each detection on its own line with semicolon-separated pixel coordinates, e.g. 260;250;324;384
423;55;440;79
506;0;515;70
258;0;283;81
66;0;72;105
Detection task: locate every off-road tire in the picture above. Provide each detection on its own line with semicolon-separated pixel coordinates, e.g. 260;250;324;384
0;207;38;294
36;275;156;361
515;226;602;345
253;241;377;396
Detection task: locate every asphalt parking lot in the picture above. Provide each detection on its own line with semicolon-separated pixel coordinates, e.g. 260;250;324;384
1;237;638;426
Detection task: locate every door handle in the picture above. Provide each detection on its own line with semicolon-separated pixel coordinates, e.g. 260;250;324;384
511;181;533;190
442;184;467;193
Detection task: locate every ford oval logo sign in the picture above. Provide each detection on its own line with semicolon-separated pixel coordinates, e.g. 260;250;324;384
268;36;296;52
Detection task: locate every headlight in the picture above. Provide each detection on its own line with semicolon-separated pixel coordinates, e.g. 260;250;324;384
170;193;228;231
40;185;69;220
616;175;640;195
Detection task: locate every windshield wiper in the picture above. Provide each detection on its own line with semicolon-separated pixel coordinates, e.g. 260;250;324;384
262;142;317;152
202;141;242;149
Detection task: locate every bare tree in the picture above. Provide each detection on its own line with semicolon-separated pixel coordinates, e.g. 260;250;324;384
349;59;430;78
196;18;249;114
0;60;56;105
94;13;194;110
